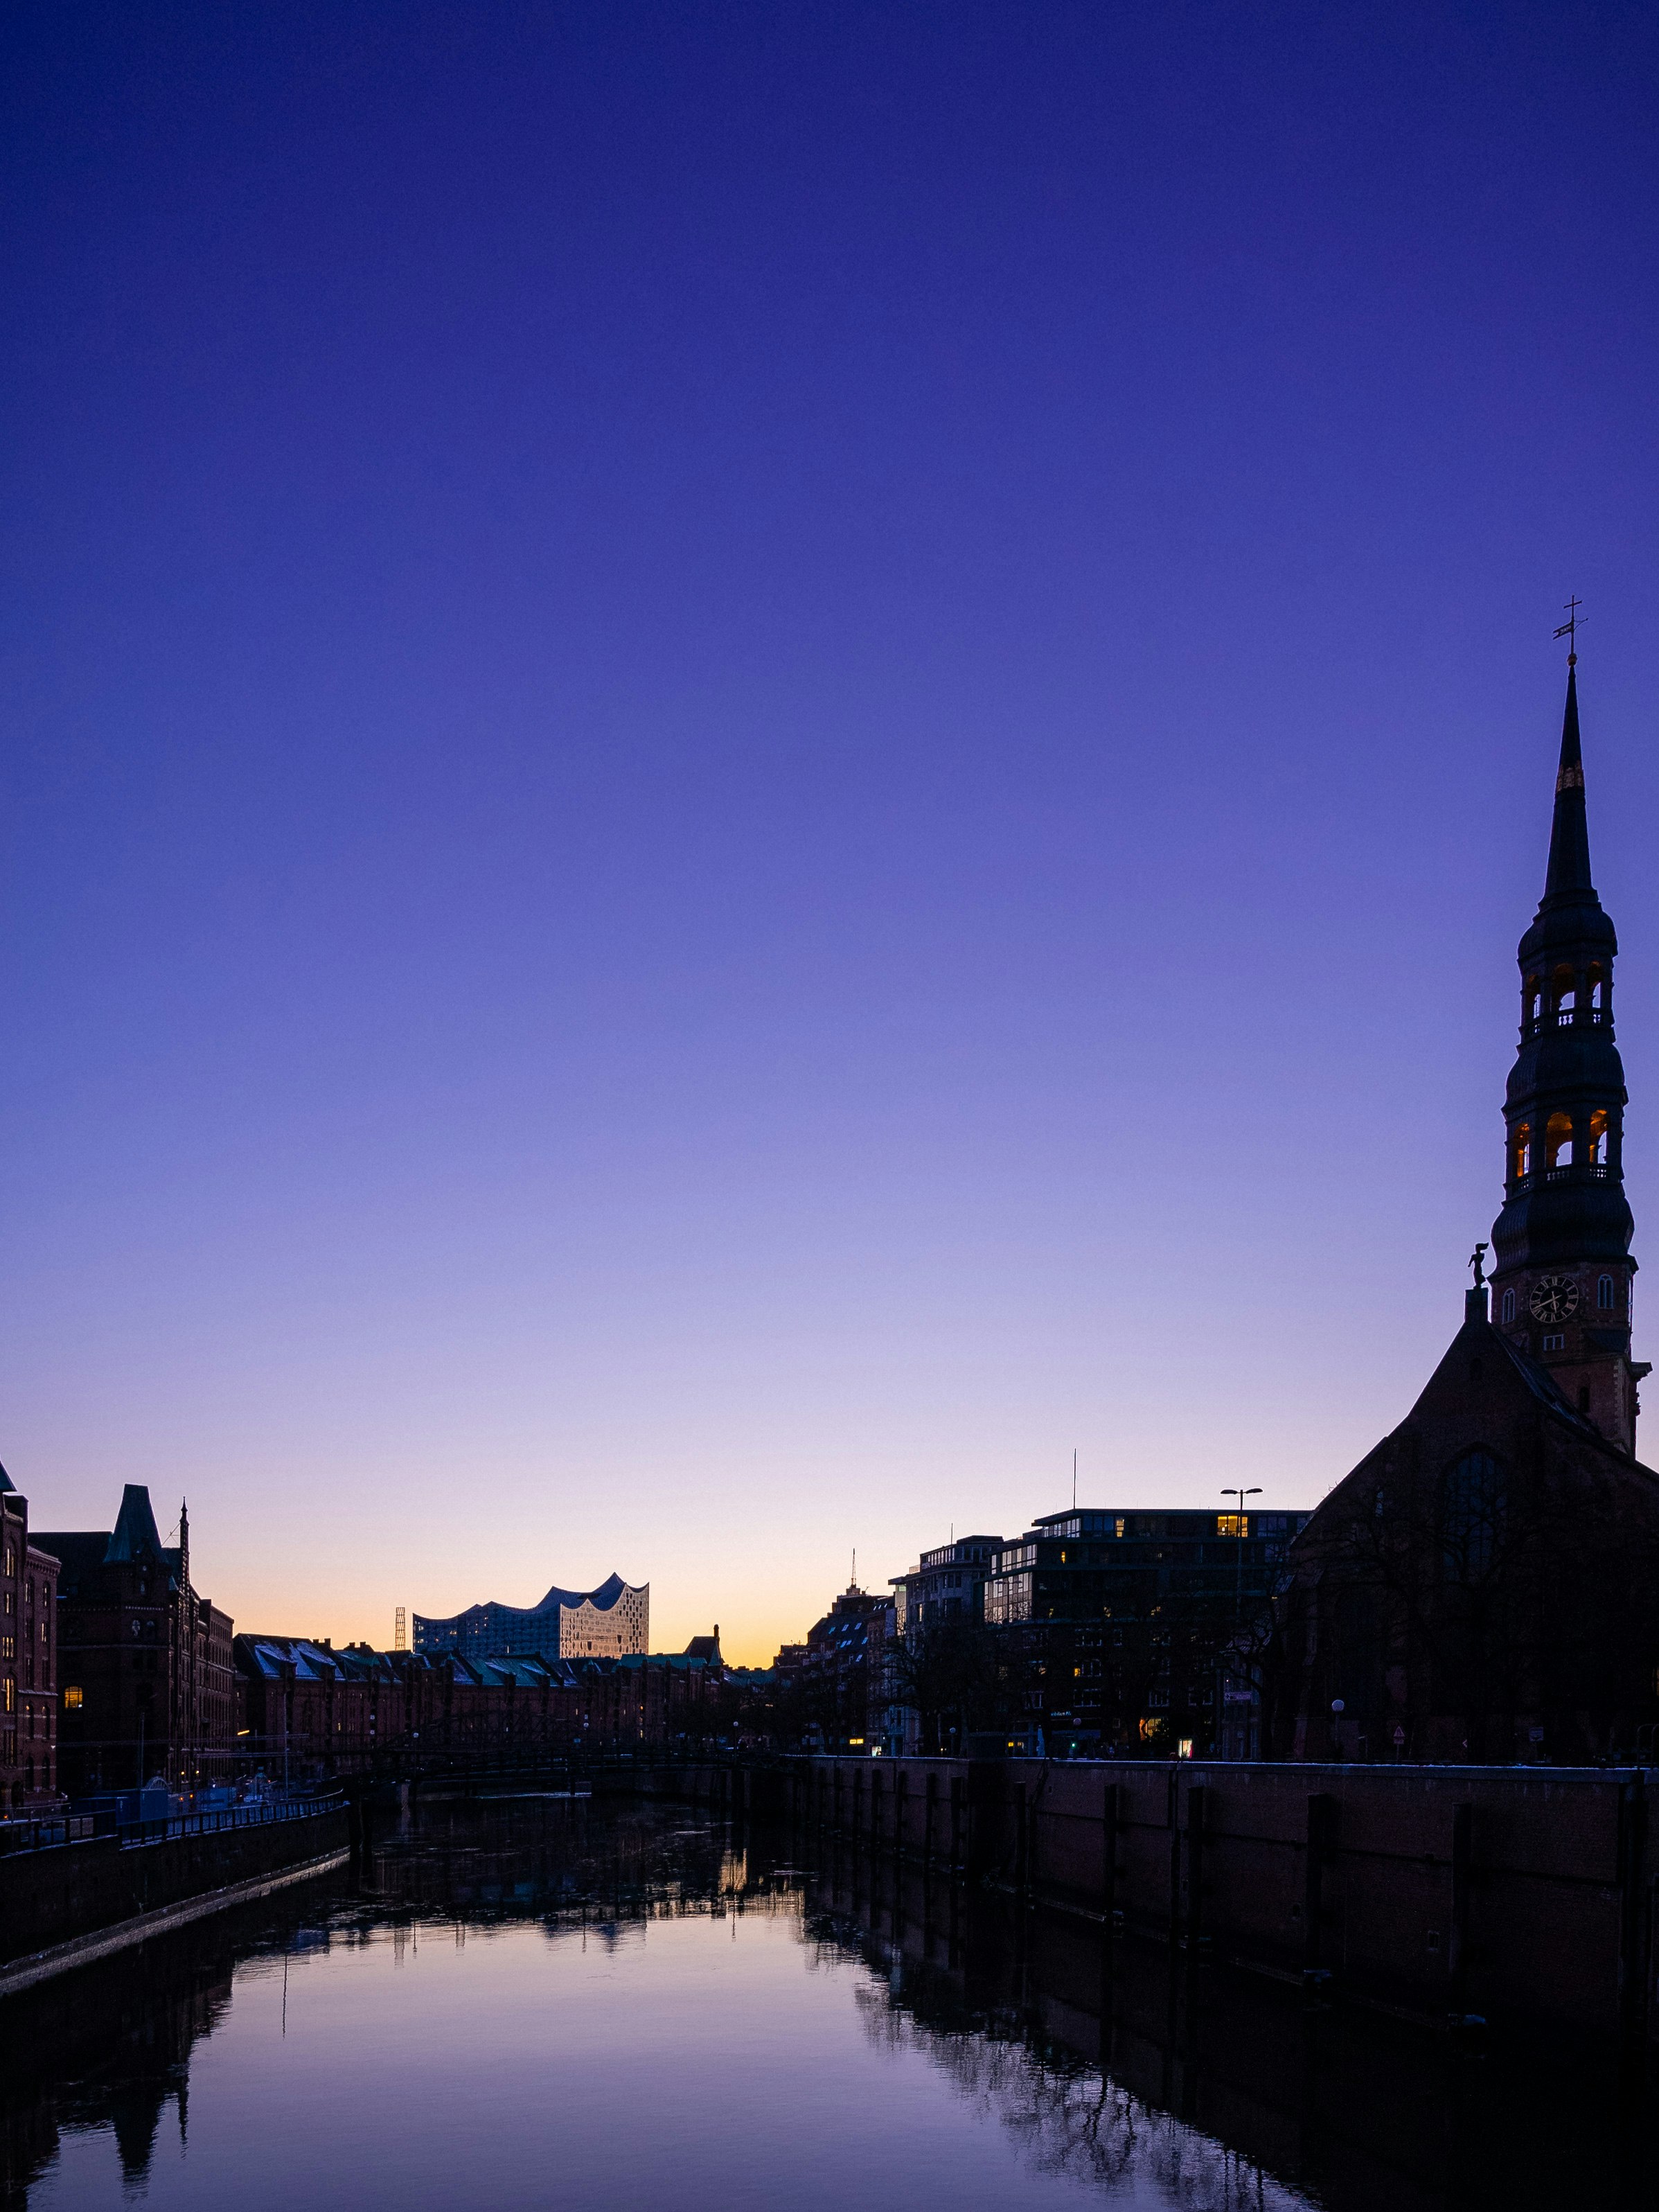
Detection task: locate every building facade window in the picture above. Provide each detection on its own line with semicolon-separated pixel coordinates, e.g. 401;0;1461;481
1440;1449;1506;1580
1501;1288;1516;1322
1599;1275;1617;1311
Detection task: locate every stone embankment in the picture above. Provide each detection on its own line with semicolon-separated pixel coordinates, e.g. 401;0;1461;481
788;1755;1654;2042
0;1801;351;1994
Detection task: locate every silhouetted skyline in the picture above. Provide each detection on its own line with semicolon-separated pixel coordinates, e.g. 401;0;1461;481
3;3;1658;1659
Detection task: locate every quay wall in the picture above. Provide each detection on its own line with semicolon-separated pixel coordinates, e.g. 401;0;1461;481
0;1805;351;1976
790;1756;1653;2040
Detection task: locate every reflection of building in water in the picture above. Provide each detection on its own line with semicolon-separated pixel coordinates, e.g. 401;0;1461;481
0;1915;235;2202
806;1851;1649;2212
846;1981;1315;2211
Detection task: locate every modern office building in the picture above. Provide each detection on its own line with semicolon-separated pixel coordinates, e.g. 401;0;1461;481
890;1534;1003;1636
413;1573;648;1661
981;1503;1310;1755
982;1506;1308;1629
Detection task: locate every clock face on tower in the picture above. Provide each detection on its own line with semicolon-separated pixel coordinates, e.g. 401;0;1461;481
1529;1275;1579;1323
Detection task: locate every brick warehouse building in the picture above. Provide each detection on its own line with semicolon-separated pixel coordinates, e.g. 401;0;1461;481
38;1485;236;1796
1;1462;61;1808
775;1580;896;1753
233;1634;748;1778
1274;661;1659;1763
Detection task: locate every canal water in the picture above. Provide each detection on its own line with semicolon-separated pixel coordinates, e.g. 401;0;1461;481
1;1795;1651;2209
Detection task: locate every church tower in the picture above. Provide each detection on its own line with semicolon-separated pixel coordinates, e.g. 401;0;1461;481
1488;657;1649;1450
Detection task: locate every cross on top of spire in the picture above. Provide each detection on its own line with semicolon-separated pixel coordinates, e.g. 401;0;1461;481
1554;595;1584;666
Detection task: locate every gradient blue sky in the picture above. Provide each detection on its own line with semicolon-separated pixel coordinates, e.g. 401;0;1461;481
3;2;1658;1662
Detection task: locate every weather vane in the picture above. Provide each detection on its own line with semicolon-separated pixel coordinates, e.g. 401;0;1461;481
1554;596;1583;664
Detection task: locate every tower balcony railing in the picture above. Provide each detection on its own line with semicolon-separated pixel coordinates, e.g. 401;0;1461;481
1509;1162;1613;1193
1524;1009;1611;1039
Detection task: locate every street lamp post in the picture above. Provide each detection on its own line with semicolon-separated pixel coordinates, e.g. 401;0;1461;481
1221;1486;1262;1759
1221;1487;1263;1616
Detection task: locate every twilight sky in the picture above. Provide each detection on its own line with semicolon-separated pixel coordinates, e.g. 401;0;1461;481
3;2;1658;1664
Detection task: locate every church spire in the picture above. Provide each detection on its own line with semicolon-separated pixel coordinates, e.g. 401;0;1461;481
1543;661;1595;903
1489;653;1640;1451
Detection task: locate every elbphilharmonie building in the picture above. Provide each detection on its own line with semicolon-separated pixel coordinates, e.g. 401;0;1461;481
413;1573;648;1661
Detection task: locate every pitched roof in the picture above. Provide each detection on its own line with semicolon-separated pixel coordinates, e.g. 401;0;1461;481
105;1483;166;1565
1487;1320;1619;1445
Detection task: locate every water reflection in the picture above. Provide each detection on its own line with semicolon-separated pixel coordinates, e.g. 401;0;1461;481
807;1840;1658;2212
1;1796;1652;2211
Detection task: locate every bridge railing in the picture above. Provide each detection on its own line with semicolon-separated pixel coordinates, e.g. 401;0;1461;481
0;1787;345;1858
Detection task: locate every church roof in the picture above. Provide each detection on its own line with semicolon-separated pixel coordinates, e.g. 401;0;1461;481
1427;1307;1652;1475
1487;1320;1614;1446
1295;1304;1658;1564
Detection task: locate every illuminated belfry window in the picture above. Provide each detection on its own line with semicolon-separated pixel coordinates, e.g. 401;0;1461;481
1512;1124;1531;1180
1589;1108;1608;1165
1546;1111;1574;1170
